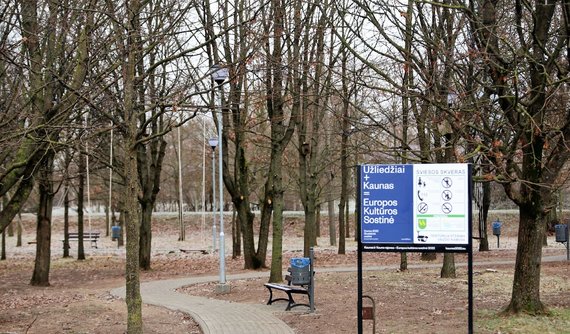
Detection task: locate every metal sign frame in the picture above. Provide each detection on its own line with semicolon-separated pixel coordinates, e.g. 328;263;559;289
357;163;473;334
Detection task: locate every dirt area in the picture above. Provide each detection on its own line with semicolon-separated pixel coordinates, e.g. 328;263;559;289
0;213;569;333
180;253;569;334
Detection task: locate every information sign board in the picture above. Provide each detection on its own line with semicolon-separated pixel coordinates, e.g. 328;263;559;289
357;163;474;334
359;163;471;252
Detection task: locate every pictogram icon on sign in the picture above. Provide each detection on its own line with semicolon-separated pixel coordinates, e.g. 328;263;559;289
418;202;428;213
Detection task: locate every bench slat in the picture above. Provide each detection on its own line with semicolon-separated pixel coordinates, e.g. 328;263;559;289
264;283;307;293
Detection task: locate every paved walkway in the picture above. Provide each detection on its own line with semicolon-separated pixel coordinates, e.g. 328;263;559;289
111;271;296;334
110;254;568;334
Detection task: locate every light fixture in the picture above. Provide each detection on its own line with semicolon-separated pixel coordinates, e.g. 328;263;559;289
208;137;219;151
211;65;229;85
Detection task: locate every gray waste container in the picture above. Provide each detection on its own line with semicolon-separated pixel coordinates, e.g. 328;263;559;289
492;221;502;236
112;225;121;241
555;224;568;243
289;257;311;285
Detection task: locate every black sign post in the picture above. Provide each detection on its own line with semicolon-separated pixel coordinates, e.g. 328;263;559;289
357;163;473;334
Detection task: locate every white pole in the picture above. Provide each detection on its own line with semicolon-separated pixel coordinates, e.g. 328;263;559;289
210;64;229;291
109;118;113;232
217;87;226;284
202;116;206;244
212;145;217;251
85;116;92;237
177;120;184;241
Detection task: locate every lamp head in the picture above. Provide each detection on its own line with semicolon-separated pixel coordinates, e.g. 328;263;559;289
211;65;229;85
208;138;219;150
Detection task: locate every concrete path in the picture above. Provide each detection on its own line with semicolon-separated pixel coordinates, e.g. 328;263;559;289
110;254;568;334
111;271;295;334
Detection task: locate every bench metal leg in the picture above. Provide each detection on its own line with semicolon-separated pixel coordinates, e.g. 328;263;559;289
265;286;312;311
265;286;290;306
285;292;296;311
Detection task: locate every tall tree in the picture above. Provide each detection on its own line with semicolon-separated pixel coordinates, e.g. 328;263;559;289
135;0;170;270
203;0;269;270
17;0;93;286
295;0;338;256
337;0;350;255
122;0;144;329
468;0;570;314
264;0;299;281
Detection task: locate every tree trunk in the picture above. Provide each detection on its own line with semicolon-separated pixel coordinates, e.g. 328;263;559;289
125;149;142;332
479;180;491;252
345;202;350;239
328;198;336;246
337;75;348;253
118;210;125;247
105;204;110;238
16;213;22;247
303;202;318;257
503;206;546;314
400;253;408;271
1;229;5;260
439;128;456;277
1;196;6;259
63;185;70;258
124;0;143;330
316;205;321;239
257;178;272;269
238;199;257;268
231;208;240;258
269;154;285;282
338;197;346;254
441;253;456;278
139;201;153;270
269;146;291;281
77;150;86;261
30;157;54;287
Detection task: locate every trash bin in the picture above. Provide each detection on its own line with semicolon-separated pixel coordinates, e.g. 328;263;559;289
492;220;502;236
555;224;568;243
111;225;121;241
289;257;311;285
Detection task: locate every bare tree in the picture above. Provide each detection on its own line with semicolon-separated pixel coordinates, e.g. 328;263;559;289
466;0;570;314
15;0;94;286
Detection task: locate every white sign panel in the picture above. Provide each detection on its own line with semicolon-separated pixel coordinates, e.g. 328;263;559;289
412;164;469;245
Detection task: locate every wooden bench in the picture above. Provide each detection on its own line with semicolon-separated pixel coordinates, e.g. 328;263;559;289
264;249;315;311
180;249;209;255
62;232;101;249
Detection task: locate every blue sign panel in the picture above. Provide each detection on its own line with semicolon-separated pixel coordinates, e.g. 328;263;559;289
360;164;413;244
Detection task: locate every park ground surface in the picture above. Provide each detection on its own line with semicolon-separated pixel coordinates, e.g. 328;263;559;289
0;212;569;333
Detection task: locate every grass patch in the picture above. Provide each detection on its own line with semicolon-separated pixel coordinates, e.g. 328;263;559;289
476;308;570;334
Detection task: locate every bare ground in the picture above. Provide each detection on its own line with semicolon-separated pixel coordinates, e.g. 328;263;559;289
0;213;568;334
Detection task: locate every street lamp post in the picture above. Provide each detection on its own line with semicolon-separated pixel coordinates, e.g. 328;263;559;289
208;138;218;251
211;65;230;293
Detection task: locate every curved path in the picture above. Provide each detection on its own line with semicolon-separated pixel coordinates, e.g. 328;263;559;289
111;254;567;334
111;271;295;334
